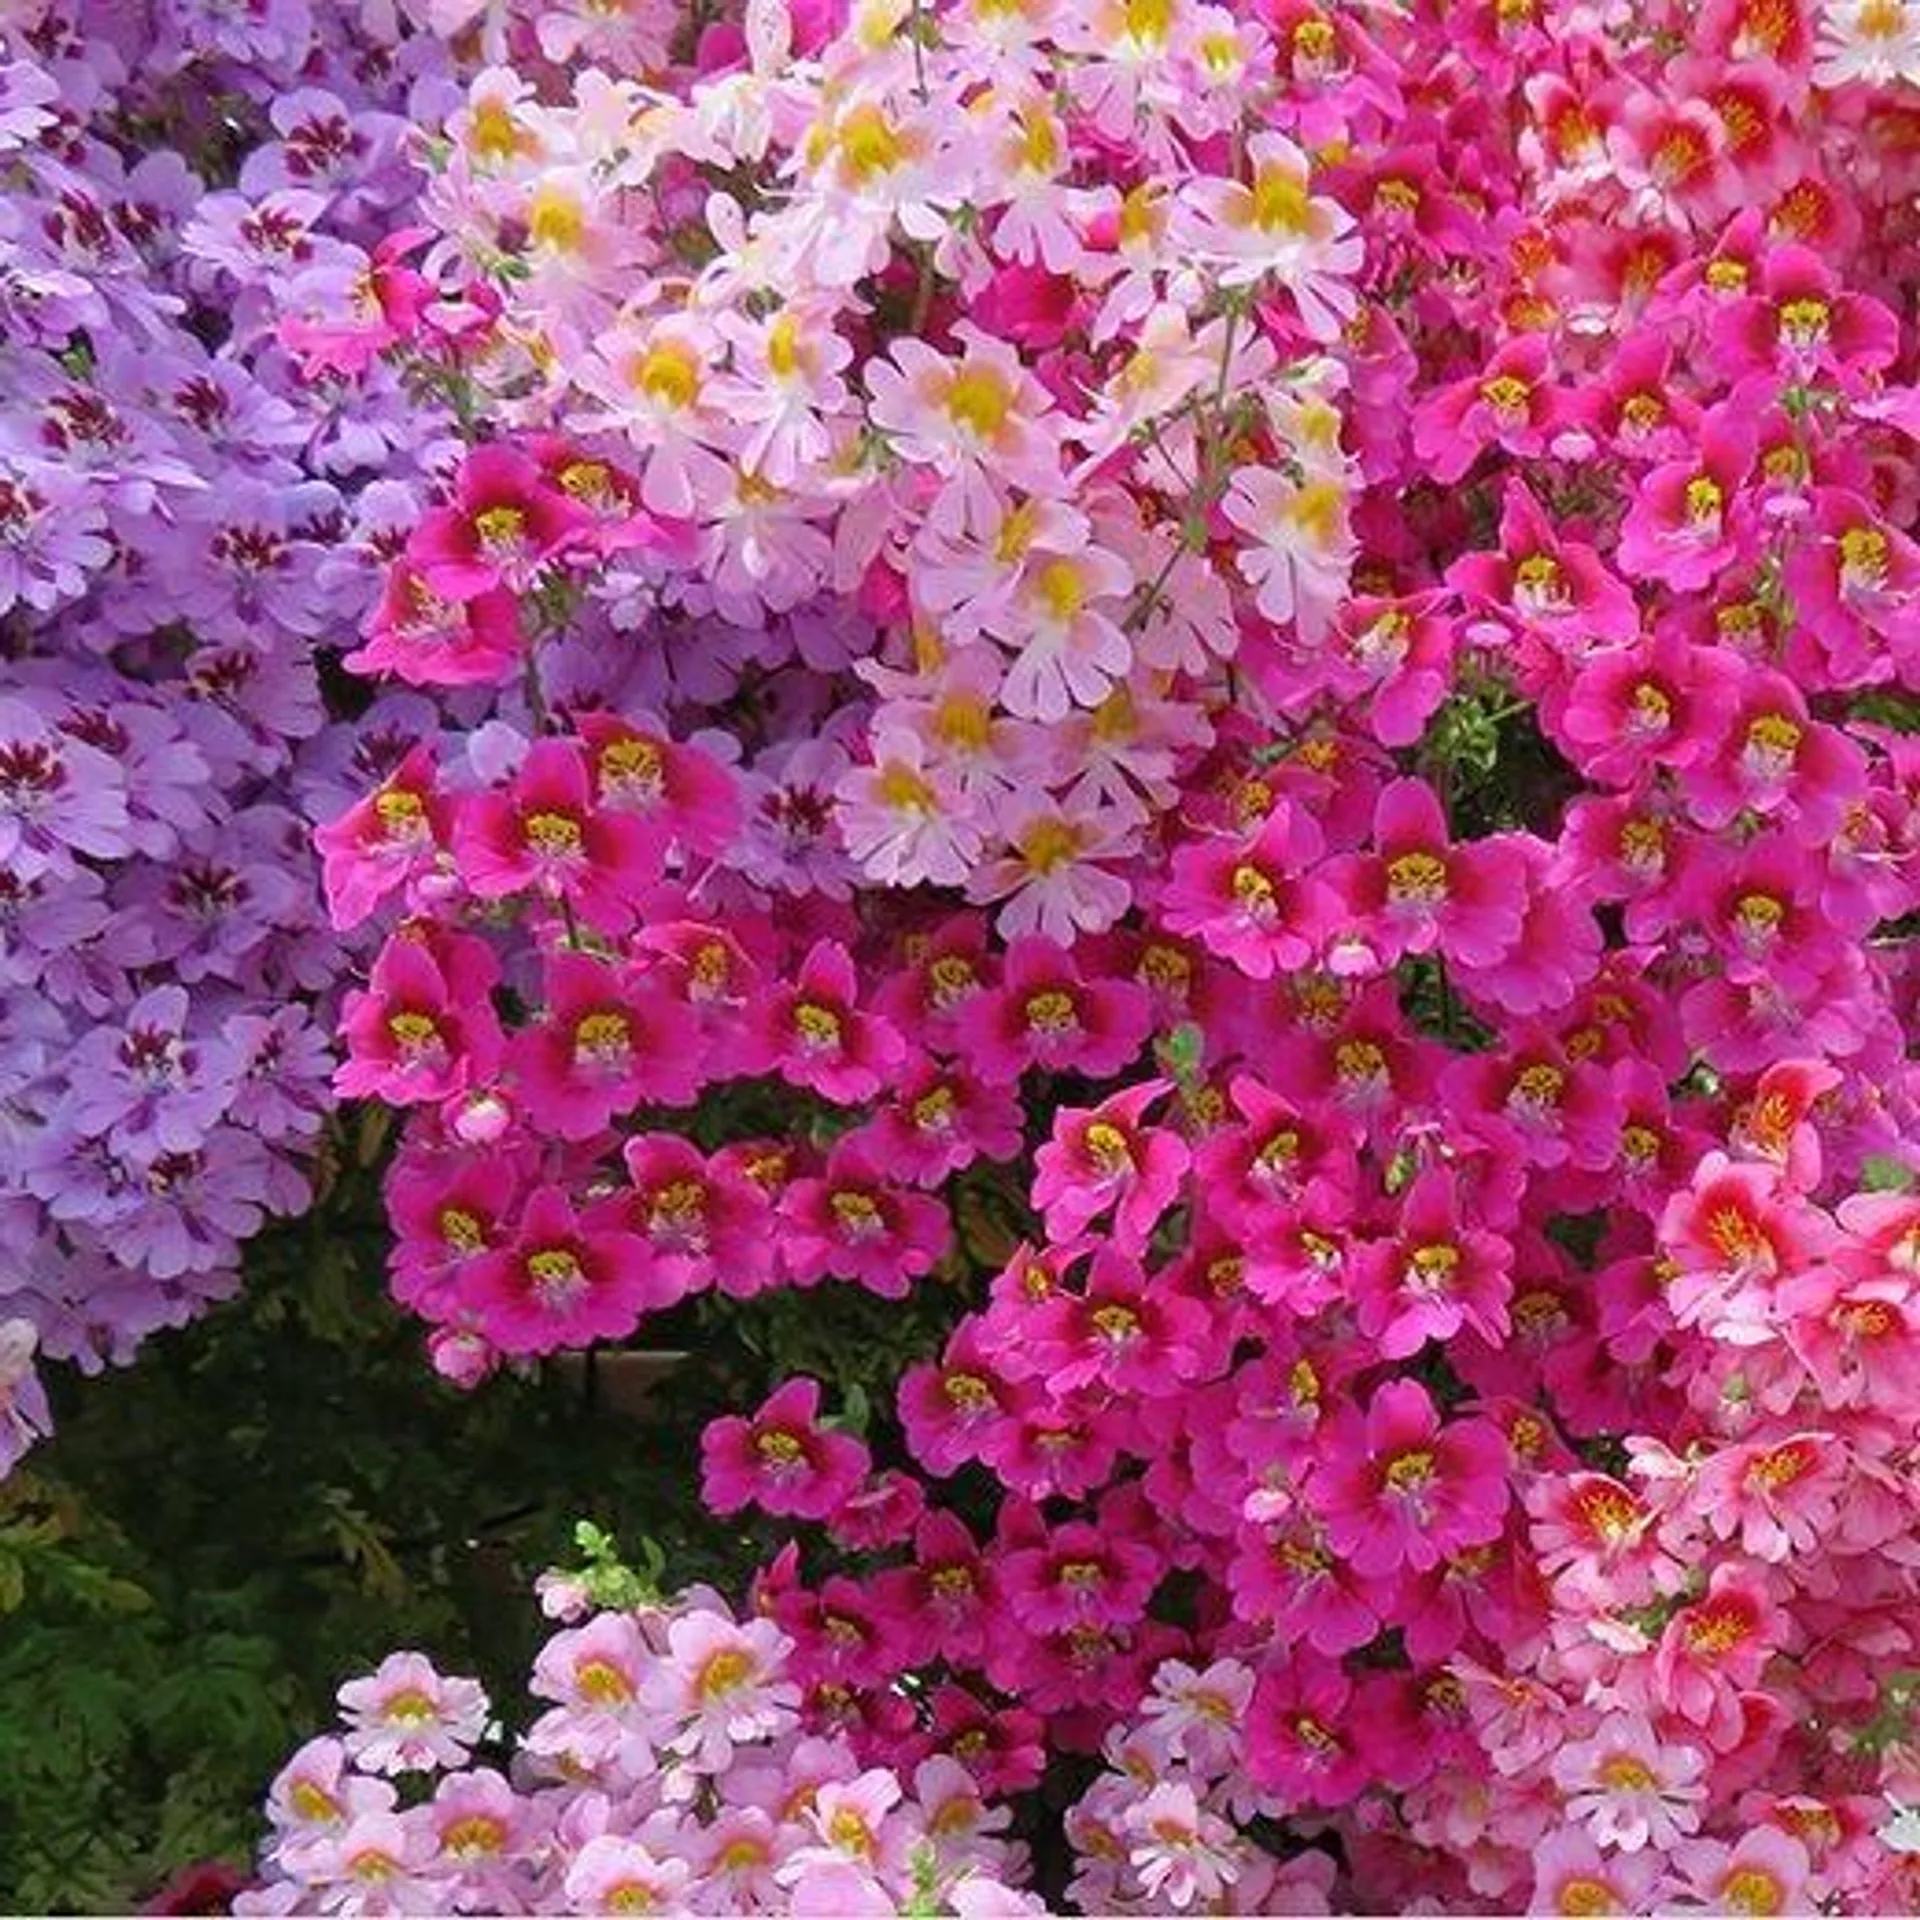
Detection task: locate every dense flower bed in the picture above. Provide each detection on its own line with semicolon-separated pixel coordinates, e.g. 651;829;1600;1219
5;0;1920;1908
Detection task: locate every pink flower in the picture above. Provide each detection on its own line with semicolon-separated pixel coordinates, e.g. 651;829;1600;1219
746;940;906;1106
1694;1431;1846;1562
527;1613;646;1764
1528;1829;1666;1916
562;1836;693;1916
1309;1379;1509;1576
956;935;1151;1084
642;1611;799;1767
454;739;659;935
1190;1072;1361;1239
1671;1829;1813;1918
508;951;703;1137
779;1141;949;1297
897;1324;1027;1479
1652;1565;1783;1749
1245;1655;1378;1806
1025;1246;1212;1400
1448;478;1639;644
1351;1167;1514;1359
337;1653;488;1775
575;712;741;863
1527;1471;1682;1611
1617;407;1758;591
337;931;504;1107
1031;1080;1190;1253
1412;334;1565;483
1549;629;1745;789
997;1512;1160;1632
615;1133;774;1301
1324;778;1527;972
348;563;524;687
700;1378;871;1521
406;443;591;600
852;1060;1024;1187
1158;800;1334;979
1120;1781;1243;1909
315;747;451;930
454;1185;656;1354
1551;1712;1709;1852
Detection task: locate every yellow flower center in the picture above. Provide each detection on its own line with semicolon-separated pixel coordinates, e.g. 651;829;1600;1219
945;366;1015;441
523;811;582;856
1686;475;1723;526
1019;817;1081;873
1385;1450;1435;1490
575;1657;632;1704
1387;850;1448;904
793;1003;841;1049
1025;988;1077;1032
1084;1120;1134;1174
634;340;700;411
527;184;584;253
1481;374;1531;413
697;1647;755;1698
944;1371;993;1410
1557;1879;1618;1917
1250;163;1314;235
388;1010;439;1048
755;1429;805;1466
474;505;525;550
1723;1871;1784;1916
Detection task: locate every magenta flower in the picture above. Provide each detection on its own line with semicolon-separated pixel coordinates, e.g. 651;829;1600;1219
454;1185;655;1354
997;1515;1161;1633
1309;1379;1509;1576
406;444;593;600
1411;333;1564;483
1157;800;1333;980
700;1378;871;1521
897;1323;1028;1478
1190;1072;1361;1238
746;940;906;1106
874;1510;999;1665
348;563;524;688
1325;778;1527;971
955;935;1151;1084
1650;1564;1782;1748
1447;478;1639;644
617;1132;774;1301
508;950;703;1138
315;746;451;930
853;1060;1025;1187
1022;1246;1210;1398
1351;1168;1514;1359
386;1149;529;1318
1616;407;1758;592
455;739;659;935
576;711;741;861
779;1141;949;1297
1244;1654;1378;1807
1030;1079;1190;1253
1549;628;1745;789
1713;242;1899;380
336;932;505;1107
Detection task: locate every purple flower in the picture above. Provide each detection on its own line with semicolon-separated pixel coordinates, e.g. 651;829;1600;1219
65;985;239;1160
0;461;112;614
0;697;130;879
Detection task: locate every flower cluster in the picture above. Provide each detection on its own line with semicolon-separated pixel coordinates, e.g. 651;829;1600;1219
247;0;1920;1904
0;0;469;1462
246;1570;1036;1917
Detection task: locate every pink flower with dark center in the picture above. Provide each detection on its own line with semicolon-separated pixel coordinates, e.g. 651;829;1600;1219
1448;479;1641;643
1694;1431;1845;1562
508;950;703;1137
616;1133;774;1300
955;935;1151;1084
1527;1470;1683;1610
1158;799;1334;980
897;1323;1029;1478
1651;1565;1782;1748
1309;1379;1509;1576
779;1141;949;1297
575;710;741;861
1351;1167;1514;1359
998;1515;1160;1632
1412;333;1565;483
337;931;504;1107
1244;1654;1377;1806
747;939;907;1105
701;1378;871;1520
1617;408;1757;592
1550;630;1746;789
1031;1079;1190;1253
1021;1246;1210;1398
348;562;523;688
853;1059;1024;1186
406;443;593;600
1325;777;1528;971
455;738;660;935
454;1185;655;1354
1190;1072;1361;1239
1713;243;1899;380
315;746;451;930
1682;672;1868;846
